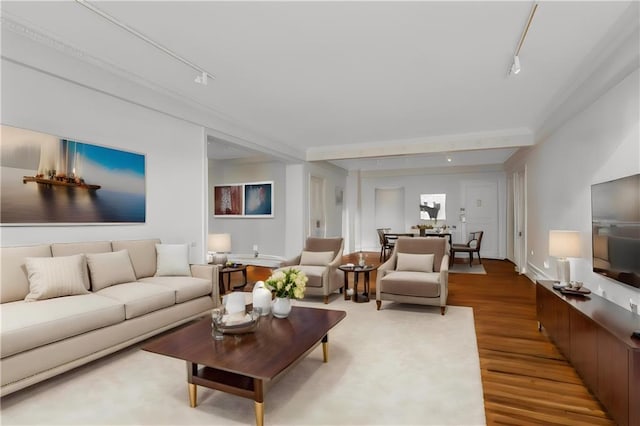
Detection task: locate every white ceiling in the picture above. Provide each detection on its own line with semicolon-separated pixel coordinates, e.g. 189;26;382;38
2;1;637;171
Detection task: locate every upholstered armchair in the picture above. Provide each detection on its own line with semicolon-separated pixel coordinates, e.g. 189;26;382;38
277;237;344;304
376;237;449;315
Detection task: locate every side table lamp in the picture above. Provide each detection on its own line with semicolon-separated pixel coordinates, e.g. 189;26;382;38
548;230;581;287
208;233;231;265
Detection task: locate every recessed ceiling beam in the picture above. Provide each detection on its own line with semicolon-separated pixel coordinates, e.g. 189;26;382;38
306;128;534;162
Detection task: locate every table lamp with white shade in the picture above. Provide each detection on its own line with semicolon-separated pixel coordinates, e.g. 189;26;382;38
549;230;581;287
208;233;231;265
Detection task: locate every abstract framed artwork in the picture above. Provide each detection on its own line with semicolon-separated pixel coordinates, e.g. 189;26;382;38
213;185;243;217
244;181;273;217
1;125;146;225
213;181;274;218
420;193;446;222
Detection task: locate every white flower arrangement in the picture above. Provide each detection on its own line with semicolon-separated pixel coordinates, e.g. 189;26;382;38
264;268;308;299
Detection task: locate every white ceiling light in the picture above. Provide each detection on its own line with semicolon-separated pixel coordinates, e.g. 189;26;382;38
509;2;538;76
75;0;215;85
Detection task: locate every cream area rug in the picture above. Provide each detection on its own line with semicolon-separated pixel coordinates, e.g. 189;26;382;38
1;298;485;426
449;263;487;275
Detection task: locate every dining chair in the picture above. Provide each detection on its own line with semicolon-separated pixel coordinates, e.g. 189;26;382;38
450;231;484;267
376;228;393;261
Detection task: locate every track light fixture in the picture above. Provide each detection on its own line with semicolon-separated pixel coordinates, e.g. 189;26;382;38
508;2;538;76
194;72;208;86
75;0;215;85
511;56;521;75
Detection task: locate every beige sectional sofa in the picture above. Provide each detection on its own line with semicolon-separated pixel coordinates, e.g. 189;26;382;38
0;239;219;396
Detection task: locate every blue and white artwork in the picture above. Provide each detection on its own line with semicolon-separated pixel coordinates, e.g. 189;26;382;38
1;125;146;224
244;182;273;217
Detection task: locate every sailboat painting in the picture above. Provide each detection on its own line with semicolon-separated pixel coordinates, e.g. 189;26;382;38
1;125;146;224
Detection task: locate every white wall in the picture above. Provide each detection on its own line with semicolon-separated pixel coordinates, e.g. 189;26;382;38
207;160;347;258
359;169;507;255
517;68;640;311
208;159;287;256
1;59;208;263
306;162;347;239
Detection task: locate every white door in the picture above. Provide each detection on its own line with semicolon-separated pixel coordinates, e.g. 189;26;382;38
461;181;499;259
374;187;405;233
309;176;326;237
513;170;527;273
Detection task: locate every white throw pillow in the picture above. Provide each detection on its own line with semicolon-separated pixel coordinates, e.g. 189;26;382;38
155;244;191;276
86;250;137;291
300;250;334;266
24;254;89;301
396;253;434;273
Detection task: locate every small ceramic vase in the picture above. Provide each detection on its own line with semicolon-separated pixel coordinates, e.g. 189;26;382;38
272;297;292;319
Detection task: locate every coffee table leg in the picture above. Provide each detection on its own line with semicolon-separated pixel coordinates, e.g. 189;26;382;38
255;402;264;426
322;335;329;362
187;362;198;407
188;383;197;408
254;378;264;426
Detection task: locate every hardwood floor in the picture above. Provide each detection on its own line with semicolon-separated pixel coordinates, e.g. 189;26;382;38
237;253;614;425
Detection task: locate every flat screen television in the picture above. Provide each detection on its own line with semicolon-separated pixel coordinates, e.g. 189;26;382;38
591;173;640;289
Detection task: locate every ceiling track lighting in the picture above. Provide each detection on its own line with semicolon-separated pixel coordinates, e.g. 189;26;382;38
74;0;214;85
511;55;521;75
509;1;538;76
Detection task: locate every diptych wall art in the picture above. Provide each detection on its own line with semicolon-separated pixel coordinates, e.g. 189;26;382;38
214;181;273;218
1;125;146;225
213;185;243;216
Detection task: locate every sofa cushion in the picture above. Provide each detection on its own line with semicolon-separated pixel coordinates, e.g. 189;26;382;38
300;251;334;266
24;255;90;301
86;250;137;291
112;239;161;279
380;271;441;298
396;253;434;273
0;244;52;303
96;282;176;319
139;276;212;303
51;241;112;289
289;265;325;288
0;294;125;358
155;244;191;277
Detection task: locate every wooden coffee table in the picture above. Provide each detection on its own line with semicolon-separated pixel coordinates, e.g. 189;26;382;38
142;306;346;426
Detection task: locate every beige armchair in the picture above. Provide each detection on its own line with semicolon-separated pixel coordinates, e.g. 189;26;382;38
376;237;449;315
277;237;344;304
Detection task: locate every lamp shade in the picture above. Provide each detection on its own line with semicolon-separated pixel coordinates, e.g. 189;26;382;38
208;233;231;253
549;230;581;258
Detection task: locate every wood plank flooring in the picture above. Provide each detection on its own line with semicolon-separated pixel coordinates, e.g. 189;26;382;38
236;253;614;425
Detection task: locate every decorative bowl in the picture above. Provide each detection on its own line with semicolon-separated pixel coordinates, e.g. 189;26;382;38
212;308;261;336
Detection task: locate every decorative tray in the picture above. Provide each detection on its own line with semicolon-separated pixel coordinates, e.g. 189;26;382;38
559;286;591;296
215;318;259;334
212;309;260;335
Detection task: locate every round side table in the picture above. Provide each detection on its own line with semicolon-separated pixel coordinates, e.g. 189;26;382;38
338;265;375;303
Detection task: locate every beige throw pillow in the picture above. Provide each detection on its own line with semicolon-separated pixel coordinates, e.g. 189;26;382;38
86;250;137;291
155;244;191;276
300;250;334;266
396;253;434;273
24;254;89;301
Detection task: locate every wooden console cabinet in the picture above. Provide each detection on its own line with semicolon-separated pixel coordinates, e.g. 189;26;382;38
536;280;640;426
